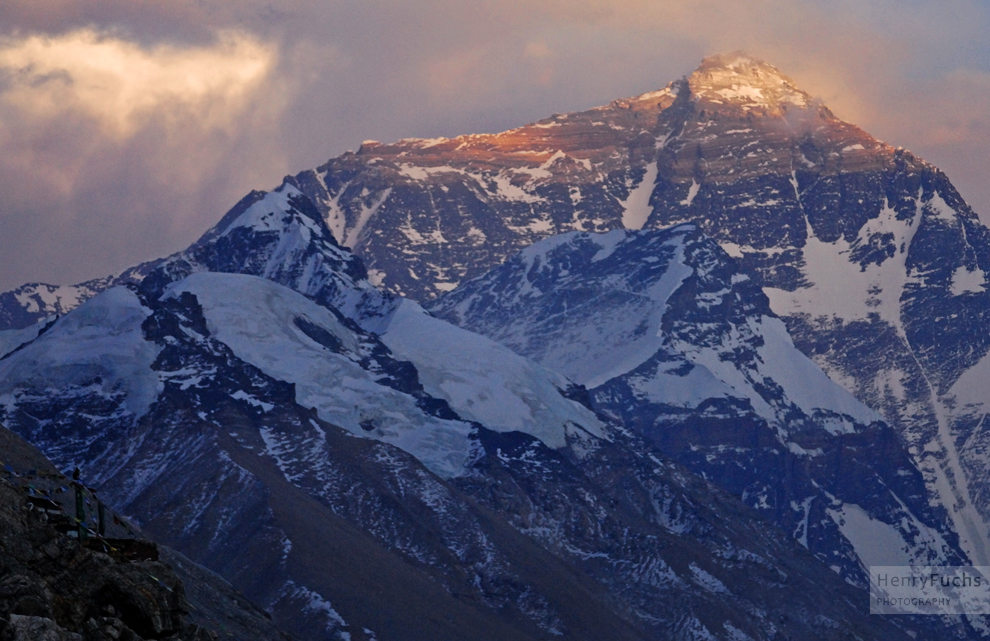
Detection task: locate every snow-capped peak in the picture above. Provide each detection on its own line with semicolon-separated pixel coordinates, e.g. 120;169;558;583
137;180;395;328
221;184;322;238
688;51;812;110
195;183;326;248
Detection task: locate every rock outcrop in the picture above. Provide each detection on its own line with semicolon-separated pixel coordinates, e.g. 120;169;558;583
0;427;290;641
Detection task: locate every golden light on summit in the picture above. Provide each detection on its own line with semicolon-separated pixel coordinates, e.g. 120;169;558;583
0;29;275;138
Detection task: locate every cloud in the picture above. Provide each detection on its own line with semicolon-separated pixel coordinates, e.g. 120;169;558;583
0;28;287;289
0;28;274;137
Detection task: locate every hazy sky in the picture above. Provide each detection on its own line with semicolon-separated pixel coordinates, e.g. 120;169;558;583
1;0;988;290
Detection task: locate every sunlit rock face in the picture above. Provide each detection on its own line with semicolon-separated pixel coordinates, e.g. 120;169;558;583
688;52;813;112
660;52;885;190
283;53;888;303
285;76;679;300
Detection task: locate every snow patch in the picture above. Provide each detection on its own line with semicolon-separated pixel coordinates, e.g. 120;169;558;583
322;178;351;242
628;361;734;409
948;347;990;411
569;186;582;206
620;163;659;230
719;242;744;258
223;185;321;239
492;173;542;203
366;269;386;287
635;87;673;102
753;316;880;427
828;503;915;569
664;314;879;430
0;287;162;418
280;581;349;635
951;265;987;295
344;188;392;248
589;230;628;263
792;497;815;548
231;390;274;412
716;86;763;102
13;285;87;316
402;136;447;148
552;237;691;388
764;198;922;327
680;180;700;206
689;563;729;594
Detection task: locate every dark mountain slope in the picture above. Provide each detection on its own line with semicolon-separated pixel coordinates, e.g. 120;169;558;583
0;425;289;641
430;223;966;588
0;244;935;639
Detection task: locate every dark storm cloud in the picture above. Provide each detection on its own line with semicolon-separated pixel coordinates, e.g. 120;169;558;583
1;0;988;289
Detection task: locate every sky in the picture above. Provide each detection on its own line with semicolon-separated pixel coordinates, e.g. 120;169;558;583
1;0;988;290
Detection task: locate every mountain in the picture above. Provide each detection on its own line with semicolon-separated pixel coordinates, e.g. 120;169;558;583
284;73;675;302
0;181;612;477
268;52;990;569
640;54;990;569
429;222;964;586
0;183;388;334
0;180;951;639
0;262;163;333
2;50;989;639
0;281;916;641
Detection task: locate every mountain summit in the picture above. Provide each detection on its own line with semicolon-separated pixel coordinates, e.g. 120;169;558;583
276;50;889;301
686;52;817;115
278;52;990;568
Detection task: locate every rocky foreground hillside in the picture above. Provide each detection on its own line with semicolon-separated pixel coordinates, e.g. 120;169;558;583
0;426;289;641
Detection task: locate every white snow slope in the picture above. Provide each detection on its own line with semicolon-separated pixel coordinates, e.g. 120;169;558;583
0;287;162;418
435;227;878;433
169;272;606;476
168;273;476;478
380;299;605;450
